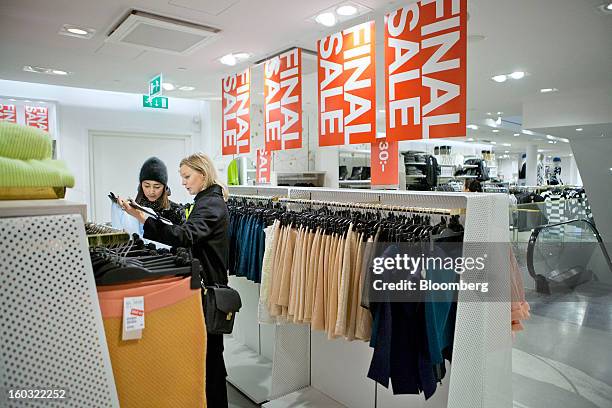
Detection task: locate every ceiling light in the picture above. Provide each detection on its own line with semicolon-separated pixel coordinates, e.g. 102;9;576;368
540;88;558;93
220;54;237;66
162;83;175;91
607;2;612;10
492;129;499;133
67;27;88;35
59;24;96;39
486;112;492;116
491;141;497;145
538;149;545;153
233;52;250;60
502;143;512;147
492;74;507;83
522;129;535;135
467;138;474;141
179;86;195;91
509;71;525;80
513;133;520;136
497;111;503;115
24;65;71;76
336;5;357;16
576;128;583;132
51;69;69;75
467;124;479;130
315;12;337;27
548;141;554;144
546;135;555;140
505;150;510;153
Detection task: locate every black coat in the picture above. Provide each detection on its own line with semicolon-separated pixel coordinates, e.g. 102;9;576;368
143;184;229;285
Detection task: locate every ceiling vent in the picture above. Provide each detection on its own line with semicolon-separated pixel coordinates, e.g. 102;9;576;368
106;10;220;55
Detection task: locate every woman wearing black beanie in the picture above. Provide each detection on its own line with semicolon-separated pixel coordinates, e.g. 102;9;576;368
135;157;184;225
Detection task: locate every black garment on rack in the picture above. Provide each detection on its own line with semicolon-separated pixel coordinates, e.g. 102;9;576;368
143;184;229;286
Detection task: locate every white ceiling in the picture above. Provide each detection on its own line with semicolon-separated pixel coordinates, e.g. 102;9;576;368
0;0;610;157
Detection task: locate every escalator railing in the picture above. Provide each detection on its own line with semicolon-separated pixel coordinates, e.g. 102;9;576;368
527;218;612;294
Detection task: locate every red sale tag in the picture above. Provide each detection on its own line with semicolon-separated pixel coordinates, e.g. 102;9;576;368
371;138;398;186
130;308;144;317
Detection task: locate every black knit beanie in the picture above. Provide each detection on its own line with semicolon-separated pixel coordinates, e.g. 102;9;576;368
139;157;168;185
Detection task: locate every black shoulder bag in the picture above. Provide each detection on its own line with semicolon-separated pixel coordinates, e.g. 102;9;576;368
203;284;242;334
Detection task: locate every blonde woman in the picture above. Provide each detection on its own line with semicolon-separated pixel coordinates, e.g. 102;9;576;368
120;152;230;407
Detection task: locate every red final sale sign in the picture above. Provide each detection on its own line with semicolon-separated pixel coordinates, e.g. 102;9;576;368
385;0;466;140
256;148;271;184
25;106;49;131
0;104;17;123
264;48;302;151
222;69;251;155
318;21;376;146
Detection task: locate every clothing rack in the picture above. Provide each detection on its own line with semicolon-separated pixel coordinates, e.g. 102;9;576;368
278;197;465;215
227;186;512;408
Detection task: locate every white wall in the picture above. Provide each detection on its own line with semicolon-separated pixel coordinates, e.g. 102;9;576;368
0;79;208;219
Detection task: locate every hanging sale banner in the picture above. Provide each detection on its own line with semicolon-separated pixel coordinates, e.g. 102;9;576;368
256;148;271;184
385;0;466;140
0;104;17;123
371;138;399;186
222;69;251;155
318;21;376;146
264;48;302;151
25;106;49;131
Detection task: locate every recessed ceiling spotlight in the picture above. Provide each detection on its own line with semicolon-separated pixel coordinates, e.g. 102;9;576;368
522;129;535;135
548;141;554;144
576;128;583;132
178;86;195;91
492;129;500;133
177;67;187;71
491;141;497;145
68;28;88;35
505;150;510;153
502;143;512;147
220;54;237;66
598;2;612;13
59;24;96;39
467;124;479;130
315;12;337;27
233;52;251;60
24;65;72;76
162;83;175;91
497;111;503;115
492;74;507;83
336;5;357;16
52;69;69;75
513;133;520;136
540;88;558;93
486;112;492;115
546;135;554;140
509;71;525;79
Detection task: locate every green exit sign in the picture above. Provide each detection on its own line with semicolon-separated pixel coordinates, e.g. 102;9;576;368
142;95;168;109
149;73;162;97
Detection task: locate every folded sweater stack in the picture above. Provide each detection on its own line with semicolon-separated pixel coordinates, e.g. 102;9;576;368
0;121;75;188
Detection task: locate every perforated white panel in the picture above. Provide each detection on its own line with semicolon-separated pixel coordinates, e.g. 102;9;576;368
269;324;310;400
0;215;119;407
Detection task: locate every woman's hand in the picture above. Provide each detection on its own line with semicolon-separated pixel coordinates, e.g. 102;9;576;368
117;197;148;224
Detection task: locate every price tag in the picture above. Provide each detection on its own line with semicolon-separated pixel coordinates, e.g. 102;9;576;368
371;138;398;186
122;296;145;340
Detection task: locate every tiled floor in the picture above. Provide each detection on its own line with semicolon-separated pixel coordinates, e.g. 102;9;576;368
228;382;260;408
512;290;612;408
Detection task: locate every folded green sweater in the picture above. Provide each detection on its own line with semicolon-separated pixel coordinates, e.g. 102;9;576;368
0;156;75;188
0;121;53;160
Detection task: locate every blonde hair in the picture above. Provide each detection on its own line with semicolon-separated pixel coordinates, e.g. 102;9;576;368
180;152;229;201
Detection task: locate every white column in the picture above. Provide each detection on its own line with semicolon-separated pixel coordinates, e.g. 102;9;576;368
526;144;538;186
